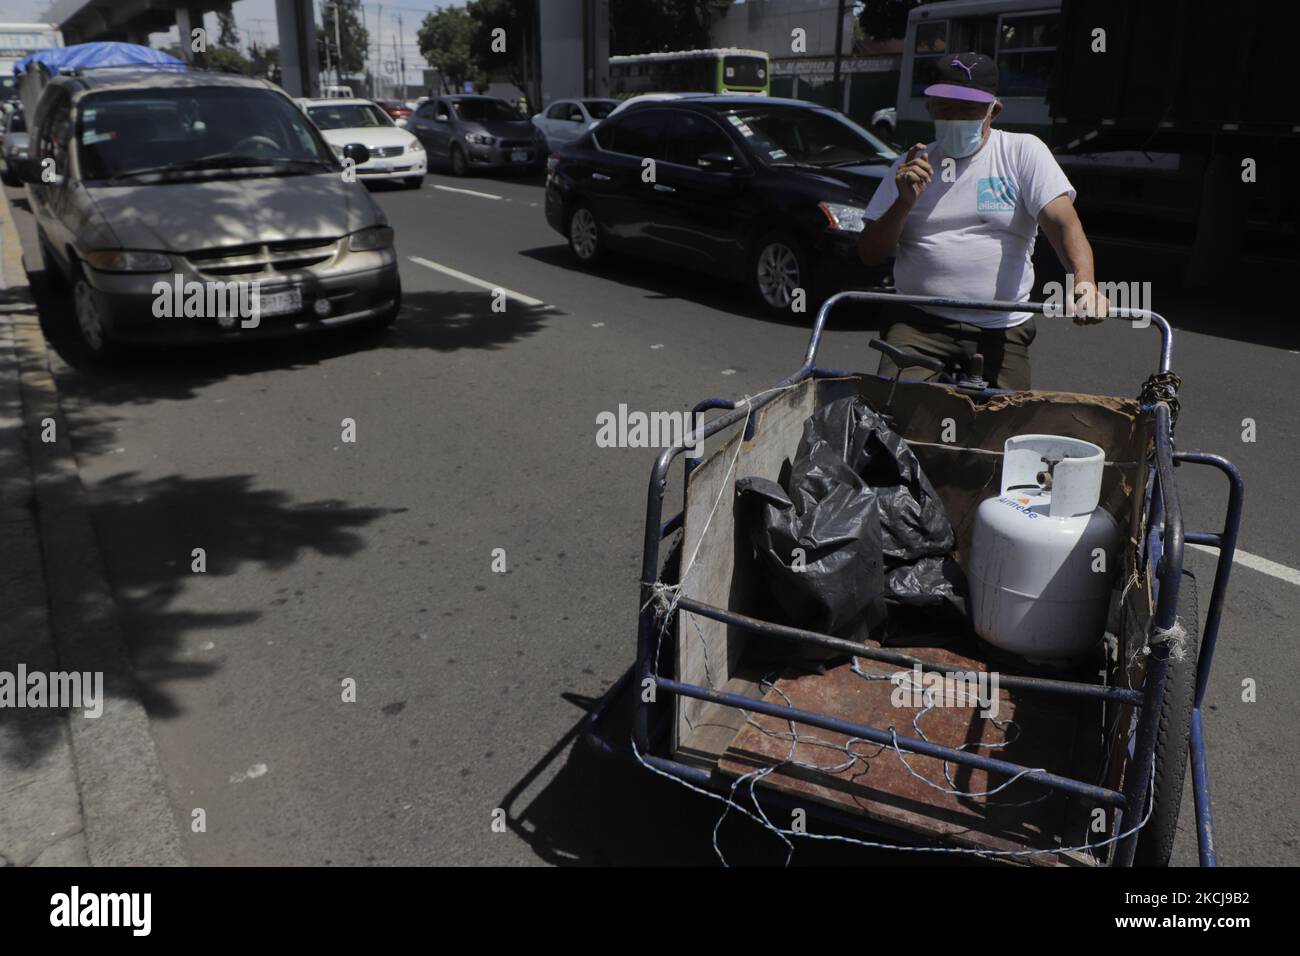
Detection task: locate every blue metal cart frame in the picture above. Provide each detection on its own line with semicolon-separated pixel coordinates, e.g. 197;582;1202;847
586;291;1243;866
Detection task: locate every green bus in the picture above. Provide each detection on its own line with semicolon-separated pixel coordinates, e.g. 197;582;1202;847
609;48;770;98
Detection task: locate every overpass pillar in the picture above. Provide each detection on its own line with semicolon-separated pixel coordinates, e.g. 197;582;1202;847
275;0;320;98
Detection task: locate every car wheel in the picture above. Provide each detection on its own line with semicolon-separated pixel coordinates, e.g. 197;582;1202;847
403;176;424;189
750;232;812;316
0;164;17;187
568;203;604;266
69;262;124;364
450;145;468;177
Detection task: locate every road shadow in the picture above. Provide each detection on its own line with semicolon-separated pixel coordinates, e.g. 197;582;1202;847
25;257;555;409
517;243;887;331
497;686;977;866
83;471;392;720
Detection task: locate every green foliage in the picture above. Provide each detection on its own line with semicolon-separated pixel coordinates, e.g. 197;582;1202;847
859;0;928;42
609;0;733;55
318;0;369;75
207;46;253;75
417;6;484;90
216;10;240;50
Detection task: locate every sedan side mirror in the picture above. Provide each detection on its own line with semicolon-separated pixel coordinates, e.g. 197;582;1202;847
697;152;740;173
342;142;370;166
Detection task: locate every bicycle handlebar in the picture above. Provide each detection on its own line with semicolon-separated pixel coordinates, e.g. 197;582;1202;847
804;291;1173;377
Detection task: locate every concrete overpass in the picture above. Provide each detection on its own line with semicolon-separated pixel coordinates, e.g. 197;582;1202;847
46;0;607;105
47;0;320;97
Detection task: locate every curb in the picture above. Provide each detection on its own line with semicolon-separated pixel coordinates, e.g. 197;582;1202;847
1;193;187;866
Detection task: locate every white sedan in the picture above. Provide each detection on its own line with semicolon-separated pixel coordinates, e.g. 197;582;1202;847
531;98;618;151
298;98;426;188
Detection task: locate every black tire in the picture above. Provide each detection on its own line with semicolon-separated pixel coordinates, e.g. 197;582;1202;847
37;229;67;290
0;166;18;187
1135;569;1200;867
403;175;424;189
748;230;814;318
366;285;401;332
567;202;605;267
449;144;468;177
67;260;125;365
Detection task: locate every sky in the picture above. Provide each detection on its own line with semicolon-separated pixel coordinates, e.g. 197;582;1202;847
1;0;456;83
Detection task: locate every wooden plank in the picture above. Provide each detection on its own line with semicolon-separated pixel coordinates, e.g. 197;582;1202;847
672;380;817;752
718;655;1104;864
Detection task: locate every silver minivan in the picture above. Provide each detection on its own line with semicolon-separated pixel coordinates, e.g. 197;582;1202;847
15;68;400;361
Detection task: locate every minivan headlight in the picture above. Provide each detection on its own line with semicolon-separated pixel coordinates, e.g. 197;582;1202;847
349;226;394;252
818;202;868;233
84;250;172;272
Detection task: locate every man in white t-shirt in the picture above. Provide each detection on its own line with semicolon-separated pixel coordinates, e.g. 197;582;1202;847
858;52;1107;389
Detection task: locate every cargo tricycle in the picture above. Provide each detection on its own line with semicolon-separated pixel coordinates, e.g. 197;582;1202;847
586;290;1243;867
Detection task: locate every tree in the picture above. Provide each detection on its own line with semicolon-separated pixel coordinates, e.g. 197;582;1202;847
217;9;240;50
609;0;733;55
858;0;928;42
468;0;535;97
249;41;280;80
418;6;483;92
207;46;253;74
318;0;369;76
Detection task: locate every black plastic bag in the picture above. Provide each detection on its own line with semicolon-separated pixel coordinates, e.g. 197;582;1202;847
737;396;966;638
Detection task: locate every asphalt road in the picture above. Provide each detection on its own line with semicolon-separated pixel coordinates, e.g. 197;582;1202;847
5;173;1297;866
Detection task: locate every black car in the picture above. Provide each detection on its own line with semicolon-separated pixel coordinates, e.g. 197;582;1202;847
544;96;896;315
407;94;546;176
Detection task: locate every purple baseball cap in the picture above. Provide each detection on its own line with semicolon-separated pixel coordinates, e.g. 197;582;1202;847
924;52;998;103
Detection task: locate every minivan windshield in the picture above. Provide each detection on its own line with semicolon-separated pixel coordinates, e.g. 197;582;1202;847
716;106;897;168
451;98;524;122
307;103;394;130
78;86;335;182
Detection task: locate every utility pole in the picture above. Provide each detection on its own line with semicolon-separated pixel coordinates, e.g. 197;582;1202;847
322;0;333;83
334;1;344;86
375;5;383;96
360;2;369;95
832;0;847;110
396;13;406;99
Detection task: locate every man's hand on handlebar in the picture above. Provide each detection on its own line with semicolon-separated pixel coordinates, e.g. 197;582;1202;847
1068;280;1109;325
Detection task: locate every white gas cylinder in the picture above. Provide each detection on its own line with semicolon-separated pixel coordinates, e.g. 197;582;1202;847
969;435;1121;662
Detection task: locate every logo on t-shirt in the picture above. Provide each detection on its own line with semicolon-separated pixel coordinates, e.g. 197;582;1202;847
976;176;1017;212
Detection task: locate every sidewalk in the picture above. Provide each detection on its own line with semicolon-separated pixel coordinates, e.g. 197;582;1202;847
0;192;185;866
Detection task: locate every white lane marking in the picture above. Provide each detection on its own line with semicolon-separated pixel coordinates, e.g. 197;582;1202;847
433;184;504;201
1188;543;1300;587
721;369;736;376
650;343;664;349
591;322;605;327
407;256;546;307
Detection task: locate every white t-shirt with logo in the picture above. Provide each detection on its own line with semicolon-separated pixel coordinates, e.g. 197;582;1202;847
863;129;1075;328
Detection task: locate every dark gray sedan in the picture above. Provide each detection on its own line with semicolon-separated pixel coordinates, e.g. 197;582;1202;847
406;95;546;176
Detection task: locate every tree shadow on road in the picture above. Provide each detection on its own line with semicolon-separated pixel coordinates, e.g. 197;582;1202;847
80;471;393;720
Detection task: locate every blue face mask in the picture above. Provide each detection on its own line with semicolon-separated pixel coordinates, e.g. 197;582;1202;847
934;110;989;159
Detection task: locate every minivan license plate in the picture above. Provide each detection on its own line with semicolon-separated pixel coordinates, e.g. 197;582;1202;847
258;287;302;317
